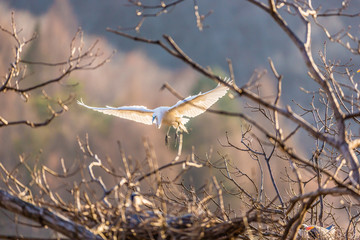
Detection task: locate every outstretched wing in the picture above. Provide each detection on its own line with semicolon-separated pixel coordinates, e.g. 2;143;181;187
78;99;154;125
168;79;231;118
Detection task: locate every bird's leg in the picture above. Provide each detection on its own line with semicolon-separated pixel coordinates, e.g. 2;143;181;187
165;127;171;145
174;128;181;147
173;131;183;162
174;130;178;146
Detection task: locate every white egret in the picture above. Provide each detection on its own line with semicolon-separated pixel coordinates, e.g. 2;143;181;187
77;79;231;133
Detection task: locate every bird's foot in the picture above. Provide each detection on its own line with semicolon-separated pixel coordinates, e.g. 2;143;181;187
165;127;172;146
165;134;171;146
174;131;179;147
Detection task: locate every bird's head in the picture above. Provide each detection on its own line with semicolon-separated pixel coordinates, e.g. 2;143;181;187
152;114;161;128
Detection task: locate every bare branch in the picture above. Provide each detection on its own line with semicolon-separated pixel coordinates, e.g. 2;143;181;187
0;190;103;240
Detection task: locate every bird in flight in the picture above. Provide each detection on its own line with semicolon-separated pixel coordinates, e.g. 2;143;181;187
78;78;231;134
299;224;335;240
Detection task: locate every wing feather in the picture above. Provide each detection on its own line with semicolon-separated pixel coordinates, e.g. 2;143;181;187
169;79;231;118
78;99;154;125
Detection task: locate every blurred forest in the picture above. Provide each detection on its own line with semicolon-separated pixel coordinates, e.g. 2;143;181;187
1;0;360;239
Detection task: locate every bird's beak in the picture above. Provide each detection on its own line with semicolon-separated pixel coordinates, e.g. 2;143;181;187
306;226;315;231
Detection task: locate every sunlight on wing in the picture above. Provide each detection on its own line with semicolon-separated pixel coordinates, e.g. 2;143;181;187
169;80;231;118
77;99;154;125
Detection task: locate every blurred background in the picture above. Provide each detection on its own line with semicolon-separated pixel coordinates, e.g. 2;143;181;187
0;0;359;236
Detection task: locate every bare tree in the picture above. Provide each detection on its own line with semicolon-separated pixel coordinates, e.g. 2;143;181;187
0;12;111;239
107;0;360;239
0;12;111;129
1;1;360;239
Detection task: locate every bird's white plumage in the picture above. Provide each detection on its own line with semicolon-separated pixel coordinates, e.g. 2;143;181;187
77;99;154;125
169;81;230;118
78;78;231;132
